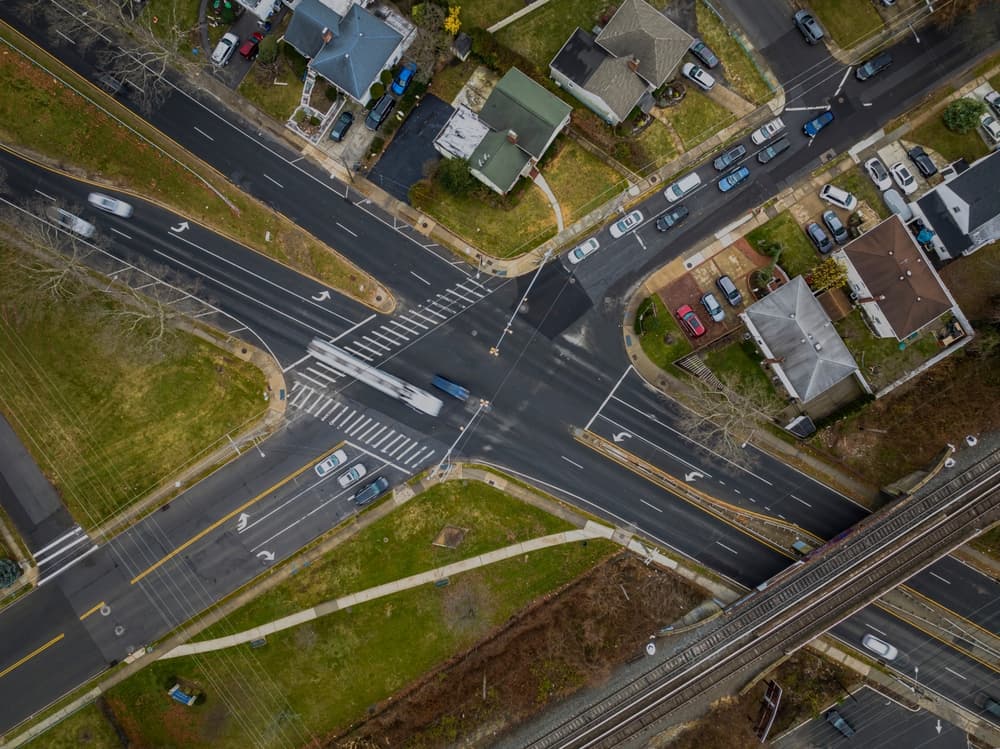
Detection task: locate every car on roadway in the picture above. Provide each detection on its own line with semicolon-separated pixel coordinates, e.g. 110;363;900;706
211;32;239;66
822;209;848;244
701;292;724;322
432;374;470;401
568;237;600;264
806;221;833;254
751;117;785;146
907;146;937;177
239;32;265;60
862;634;898;661
985;90;1000;118
855;51;892;81
329;111;354;142
826;710;856;738
682;62;715;91
676;304;706;338
864;156;892;190
756;137;790;164
315;449;348;477
981;112;1000;145
87;192;133;217
45;206;96;238
391;61;418;96
664;172;702;202
354;476;390;507
718;165;750;192
890;161;918;195
793;9;825;44
716;274;743;306
338;463;367;488
609;210;643;238
819;184;858;211
656;205;689;231
689;40;719;69
713;144;747;171
803;110;834;137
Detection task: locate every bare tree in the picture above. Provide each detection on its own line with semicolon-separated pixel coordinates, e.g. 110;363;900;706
101;281;185;347
933;0;989;26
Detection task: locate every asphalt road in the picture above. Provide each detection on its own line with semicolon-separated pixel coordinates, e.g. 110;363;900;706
0;0;999;735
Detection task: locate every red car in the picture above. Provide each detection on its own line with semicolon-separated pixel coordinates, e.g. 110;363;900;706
676;304;706;338
239;32;265;60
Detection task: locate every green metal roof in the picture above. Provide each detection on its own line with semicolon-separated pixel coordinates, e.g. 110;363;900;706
469;131;531;193
478;68;571;158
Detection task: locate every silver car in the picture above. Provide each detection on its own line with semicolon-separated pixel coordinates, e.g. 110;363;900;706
701;292;724;322
862;634;898;660
87;192;133;217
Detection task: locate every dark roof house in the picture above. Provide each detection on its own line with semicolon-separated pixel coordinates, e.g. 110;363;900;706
284;0;403;104
549;0;692;124
916;150;1000;257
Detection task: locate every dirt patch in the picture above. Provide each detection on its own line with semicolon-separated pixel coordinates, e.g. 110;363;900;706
441;573;495;638
323;553;707;748
433;525;468;548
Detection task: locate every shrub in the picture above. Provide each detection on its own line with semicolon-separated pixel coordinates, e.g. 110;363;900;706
942;98;985;134
369;82;385;103
309;115;321;126
370;137;386;155
324;86;338;102
435;157;476;195
282;43;308;79
257;35;278;65
381;69;394;88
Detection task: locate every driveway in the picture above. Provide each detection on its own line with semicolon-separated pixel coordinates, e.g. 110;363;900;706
368;94;454;204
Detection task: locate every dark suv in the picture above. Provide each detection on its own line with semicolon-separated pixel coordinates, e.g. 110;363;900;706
907;146;937;178
856;51;892;81
354;477;390;507
365;94;395;131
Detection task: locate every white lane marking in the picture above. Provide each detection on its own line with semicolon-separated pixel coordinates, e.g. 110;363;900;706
421;305;447;320
388;438;411;457
33;528;84;557
790;495;812;507
34;189;56;202
314;399;336;420
380;325;409;342
410;271;431;285
38;546;100;585
408;449;434;466
715;542;738;555
372;430;395;448
342;345;375;362
928;572;951;585
333;408;356;427
55;29;75;44
193;126;215;141
357;422;380;441
399;315;429;330
370;329;399;346
349;339;383;357
396;442;419;461
382;435;407;452
360;335;391;351
635;233;646;250
867;625;888;636
596;413;710;477
561;456;584;469
344;414;367;433
640;499;662;513
264;174;284;188
347;416;371;436
783;105;833;111
585;365;633;431
330;313;377;343
109;227;133;240
408;308;440;325
834;66;853;97
304;392;325;414
336;222;357;237
364;426;387;444
944;667;967;680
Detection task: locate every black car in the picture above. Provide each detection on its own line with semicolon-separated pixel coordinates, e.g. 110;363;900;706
689;40;719;69
656;205;690;231
806;222;833;254
855;51;892;81
354;476;390;507
330;111;354;142
907;146;937;177
713;144;747;171
756;137;790;164
365;93;395;131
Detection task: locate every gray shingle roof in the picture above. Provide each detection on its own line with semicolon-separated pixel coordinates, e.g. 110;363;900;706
595;0;693;87
945;149;1000;231
285;0;342;58
743;277;859;403
550;29;648;123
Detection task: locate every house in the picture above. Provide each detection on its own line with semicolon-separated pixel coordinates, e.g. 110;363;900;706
433;68;572;194
836;215;955;341
914;149;1000;258
549;0;693;125
741;277;867;405
284;0;403;105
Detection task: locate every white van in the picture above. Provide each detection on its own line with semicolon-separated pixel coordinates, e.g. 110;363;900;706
664;172;702;203
819;184;858;211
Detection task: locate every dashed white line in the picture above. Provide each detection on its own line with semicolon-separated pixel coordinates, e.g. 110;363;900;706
639;499;662;513
561;456;583;469
336;222;358;237
867;625;888;636
109;227;133;240
193;126;215;141
944;667;967;680
715;542;738;555
264;174;284;188
790;494;812;507
929;572;951;585
410;271;431;285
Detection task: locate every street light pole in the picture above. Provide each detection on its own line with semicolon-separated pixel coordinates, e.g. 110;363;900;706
432;399;490;478
490;248;552;356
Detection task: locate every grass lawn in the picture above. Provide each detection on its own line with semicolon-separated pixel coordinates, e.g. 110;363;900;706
990;72;1000;92
972;526;1000;559
636;295;693;370
808;0;884;49
939;240;999;320
695;3;772;105
76;483;617;749
196;480;580;637
908;113;991;164
27;702;122;749
0;245;267;527
628;120;680;174
745;211;818;278
831;166;890;220
834;309;942;391
496;0;616;70
238;43;307;121
460;0;526;29
543;140;628;225
703;340;781;410
660;91;736;151
0;26;384;309
411;175;557;258
428;58;478;105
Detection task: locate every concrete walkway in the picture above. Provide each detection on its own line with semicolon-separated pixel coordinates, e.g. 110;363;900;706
532;171;564;233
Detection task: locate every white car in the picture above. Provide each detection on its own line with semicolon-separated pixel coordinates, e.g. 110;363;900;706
864;157;892;191
337;463;367;488
984;90;1000;118
751;117;785;145
609;210;643;239
889;161;917;195
981;113;1000;145
315;449;348;477
211;32;239;66
45;206;96;238
681;62;715;91
819;184;858;211
862;634;898;661
568;237;600;264
87;192;133;217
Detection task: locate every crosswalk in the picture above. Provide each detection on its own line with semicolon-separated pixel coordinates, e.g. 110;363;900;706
338;276;499;363
34;526;98;585
288;382;438;469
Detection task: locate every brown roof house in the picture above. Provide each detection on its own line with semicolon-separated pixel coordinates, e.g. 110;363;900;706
549;0;693;125
835;215;958;341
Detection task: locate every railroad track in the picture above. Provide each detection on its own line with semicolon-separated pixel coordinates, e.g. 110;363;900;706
527;449;1000;748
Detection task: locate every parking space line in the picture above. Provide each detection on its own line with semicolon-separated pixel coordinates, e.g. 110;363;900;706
408;448;434;465
421;305;448;320
408;308;440;325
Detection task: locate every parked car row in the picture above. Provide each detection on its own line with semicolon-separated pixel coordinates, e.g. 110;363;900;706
314;448;391;507
675;275;743;339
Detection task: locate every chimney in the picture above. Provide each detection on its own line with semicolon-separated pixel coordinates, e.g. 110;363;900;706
322;27;334;44
627;56;640;73
506;130;518;144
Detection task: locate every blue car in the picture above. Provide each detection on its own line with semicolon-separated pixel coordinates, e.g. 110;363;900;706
390;62;417;96
803;110;834;137
718;166;750;192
